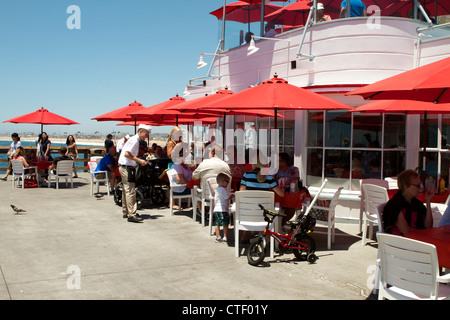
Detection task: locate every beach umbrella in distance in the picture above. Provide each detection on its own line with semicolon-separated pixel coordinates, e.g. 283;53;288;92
198;74;353;128
3;107;79;133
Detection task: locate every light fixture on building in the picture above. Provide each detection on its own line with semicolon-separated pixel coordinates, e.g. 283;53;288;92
247;35;291;56
197;52;226;69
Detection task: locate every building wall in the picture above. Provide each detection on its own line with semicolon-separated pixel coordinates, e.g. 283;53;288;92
187;17;450;220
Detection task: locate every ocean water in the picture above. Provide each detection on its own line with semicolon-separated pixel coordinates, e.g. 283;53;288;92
0;140;99;170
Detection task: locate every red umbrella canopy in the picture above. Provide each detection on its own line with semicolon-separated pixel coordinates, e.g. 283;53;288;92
199;74;353;112
4;107;79;125
347;56;450;103
117;116;218;127
167;89;286;118
210;1;282;24
351;99;450;114
127;95;222;124
91;100;146;122
3;107;79;133
265;0;312;26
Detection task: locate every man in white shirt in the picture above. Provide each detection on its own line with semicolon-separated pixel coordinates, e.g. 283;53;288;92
118;124;151;223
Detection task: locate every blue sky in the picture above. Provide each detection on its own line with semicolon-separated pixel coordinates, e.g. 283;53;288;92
0;0;226;135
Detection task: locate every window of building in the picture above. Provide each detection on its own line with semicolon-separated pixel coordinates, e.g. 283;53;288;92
418;114;450;188
306;111;406;190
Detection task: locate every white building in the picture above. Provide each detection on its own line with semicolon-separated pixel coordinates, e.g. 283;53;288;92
184;1;450;220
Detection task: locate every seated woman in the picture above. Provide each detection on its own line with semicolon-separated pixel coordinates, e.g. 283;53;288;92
170;150;193;210
13;147;37;177
383;169;434;235
275;152;299;185
275;153;301;225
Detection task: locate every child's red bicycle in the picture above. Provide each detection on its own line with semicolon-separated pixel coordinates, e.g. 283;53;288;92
247;204;318;266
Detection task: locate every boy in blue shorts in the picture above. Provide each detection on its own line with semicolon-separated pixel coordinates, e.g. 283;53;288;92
214;173;234;243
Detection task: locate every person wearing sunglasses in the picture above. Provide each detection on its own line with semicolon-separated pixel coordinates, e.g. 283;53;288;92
383;169;434;235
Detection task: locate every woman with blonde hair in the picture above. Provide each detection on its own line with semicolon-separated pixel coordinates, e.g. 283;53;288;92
13;147;37;176
166;126;182;159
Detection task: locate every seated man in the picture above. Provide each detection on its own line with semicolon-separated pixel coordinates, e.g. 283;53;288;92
49;147;71;171
383;169;434;235
95;146;117;192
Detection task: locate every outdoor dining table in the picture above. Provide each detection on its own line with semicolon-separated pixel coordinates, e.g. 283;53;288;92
275;189;309;209
29;160;53;187
403;226;450;269
387;189;450;204
29;160;53;170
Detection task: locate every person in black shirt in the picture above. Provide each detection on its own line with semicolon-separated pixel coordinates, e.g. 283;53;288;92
383;169;433;235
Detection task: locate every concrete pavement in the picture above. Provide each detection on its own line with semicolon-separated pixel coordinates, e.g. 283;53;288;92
0;172;378;300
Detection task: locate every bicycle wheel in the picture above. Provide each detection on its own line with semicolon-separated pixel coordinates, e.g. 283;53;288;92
293;234;316;261
247;238;266;266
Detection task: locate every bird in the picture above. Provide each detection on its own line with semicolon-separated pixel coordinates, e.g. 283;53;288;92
11;204;26;214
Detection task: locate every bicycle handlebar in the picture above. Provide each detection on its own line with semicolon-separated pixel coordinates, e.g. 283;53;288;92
258;204;286;217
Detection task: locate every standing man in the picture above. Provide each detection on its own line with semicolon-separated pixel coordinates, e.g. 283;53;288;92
118;124;151;223
340;0;367;18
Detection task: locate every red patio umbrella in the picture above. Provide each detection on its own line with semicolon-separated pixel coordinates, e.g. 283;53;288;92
347;56;450;103
91;100;147;133
198;74;353;128
167;89;285;117
127;95;223;126
3;107;79;133
351;99;450;114
210;1;282;32
265;0;312;26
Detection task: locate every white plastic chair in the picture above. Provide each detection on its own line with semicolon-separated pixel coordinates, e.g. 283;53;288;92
370;202;388;294
377;233;450;300
309;187;343;250
361;184;389;246
359;179;389;233
11;159;37;189
48;160;74;189
193;173;217;225
384;176;398;190
88;161;110;196
167;169;192;216
429;203;447;228
234;190;275;258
